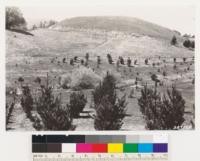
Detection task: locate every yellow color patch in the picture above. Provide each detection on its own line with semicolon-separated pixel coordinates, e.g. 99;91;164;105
108;143;123;153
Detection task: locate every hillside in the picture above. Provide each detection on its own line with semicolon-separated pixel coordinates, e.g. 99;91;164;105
52;16;183;41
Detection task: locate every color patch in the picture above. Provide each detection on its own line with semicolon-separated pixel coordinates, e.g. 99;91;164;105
32;143;47;153
92;144;107;153
123;144;138;153
62;143;76;153
108;143;123;153
47;143;62;153
138;144;153;153
153;143;168;153
77;144;93;153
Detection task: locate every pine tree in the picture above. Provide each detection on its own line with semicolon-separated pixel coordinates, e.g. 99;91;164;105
93;72;127;130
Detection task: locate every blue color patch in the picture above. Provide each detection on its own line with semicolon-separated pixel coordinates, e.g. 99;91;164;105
138;143;153;153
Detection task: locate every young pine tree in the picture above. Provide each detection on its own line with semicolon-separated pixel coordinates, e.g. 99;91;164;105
93;72;127;130
35;74;74;130
138;84;185;130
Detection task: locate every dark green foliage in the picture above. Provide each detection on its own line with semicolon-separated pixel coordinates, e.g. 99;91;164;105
74;56;78;62
134;60;137;65
97;56;101;68
173;65;177;70
34;77;41;84
192;78;195;85
70;59;74;65
93;73;116;106
81;59;84;65
183;39;191;48
127;57;131;67
93;73;127;130
18;76;24;83
6;102;15;127
145;58;148;65
190;41;195;48
138;85;185;130
119;56;124;65
68;92;87;118
6;7;26;29
107;54;113;64
63;58;66;63
36;75;74;130
174;58;176;63
21;85;34;119
151;74;158;82
94;95;127;130
85;53;89;61
163;71;167;77
171;35;177;45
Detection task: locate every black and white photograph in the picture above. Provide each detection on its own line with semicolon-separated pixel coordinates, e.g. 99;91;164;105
6;5;195;131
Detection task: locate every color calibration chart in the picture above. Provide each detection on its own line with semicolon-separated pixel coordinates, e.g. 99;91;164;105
32;135;168;161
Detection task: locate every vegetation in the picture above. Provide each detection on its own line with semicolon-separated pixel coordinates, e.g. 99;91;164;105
183;39;195;49
107;54;113;64
6;7;26;30
171;35;177;45
93;73;127;130
21;85;34;119
35;74;74;130
127;57;131;67
67;92;87;118
138;84;185;130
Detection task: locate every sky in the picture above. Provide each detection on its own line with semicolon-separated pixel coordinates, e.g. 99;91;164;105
20;5;195;35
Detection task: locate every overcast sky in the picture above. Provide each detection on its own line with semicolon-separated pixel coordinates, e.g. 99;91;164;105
20;5;195;35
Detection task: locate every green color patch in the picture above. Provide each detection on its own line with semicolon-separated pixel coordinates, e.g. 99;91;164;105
123;144;138;153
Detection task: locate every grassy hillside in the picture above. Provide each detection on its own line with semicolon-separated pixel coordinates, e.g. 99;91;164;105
53;16;183;41
6;18;194;130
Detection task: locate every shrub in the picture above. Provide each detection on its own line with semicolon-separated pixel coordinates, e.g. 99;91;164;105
171;35;177;45
59;74;71;89
93;73;127;130
71;67;101;90
74;56;78;62
81;59;84;65
119;56;124;65
191;41;195;48
6;102;15;127
34;77;41;84
107;54;113;64
183;39;191;48
151;74;158;82
63;58;66;63
70;59;74;65
163;71;167;77
145;58;148;65
67;92;87;118
97;56;101;68
94;95;127;130
138;84;185;130
127;57;131;67
173;65;177;70
6;7;26;29
134;60;137;65
35;74;74;130
174;58;176;63
60;67;101;90
21;85;34;120
85;53;89;61
93;72;116;106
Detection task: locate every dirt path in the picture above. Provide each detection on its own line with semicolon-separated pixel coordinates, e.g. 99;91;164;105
7;102;35;131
